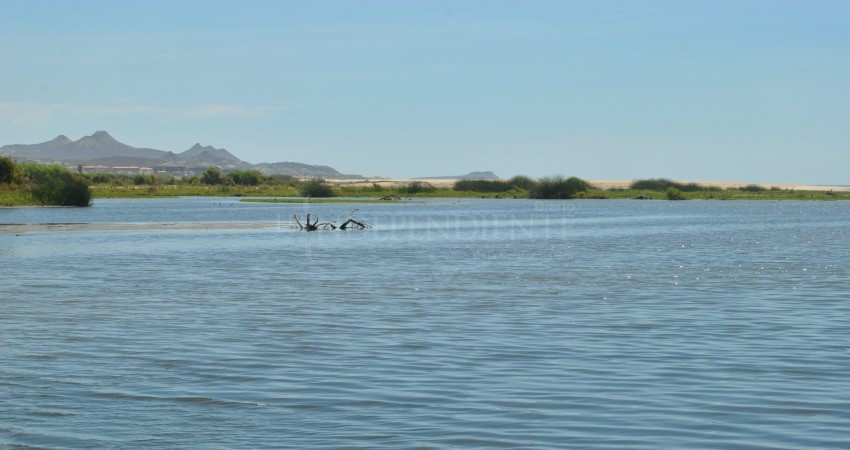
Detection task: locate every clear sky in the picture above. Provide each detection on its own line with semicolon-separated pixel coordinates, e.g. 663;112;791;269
1;0;848;183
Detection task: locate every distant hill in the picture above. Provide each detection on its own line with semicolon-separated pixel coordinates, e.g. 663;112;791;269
254;161;347;179
1;131;360;178
178;143;242;164
2;131;165;161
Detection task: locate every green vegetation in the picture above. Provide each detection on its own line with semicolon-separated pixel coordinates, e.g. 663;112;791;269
629;178;720;193
6;163;844;205
665;187;685;200
227;169;264;186
585;178;850;200
85;173;849;202
86;167;300;198
453;179;514;193
529;176;592;199
0;156;15;184
299;178;335;198
451;175;591;199
0;157;92;206
740;184;767;192
201;167;223;185
508;175;537;191
400;181;436;195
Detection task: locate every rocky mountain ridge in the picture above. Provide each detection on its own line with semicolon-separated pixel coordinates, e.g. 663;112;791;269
2;131;500;180
1;131;355;178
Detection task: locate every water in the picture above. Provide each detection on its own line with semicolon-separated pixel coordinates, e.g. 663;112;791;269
2;198;850;449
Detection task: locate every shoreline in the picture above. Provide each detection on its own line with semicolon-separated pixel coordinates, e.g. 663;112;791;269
333;178;850;192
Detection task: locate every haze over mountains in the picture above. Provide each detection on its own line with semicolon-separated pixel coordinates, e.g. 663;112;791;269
1;131;358;179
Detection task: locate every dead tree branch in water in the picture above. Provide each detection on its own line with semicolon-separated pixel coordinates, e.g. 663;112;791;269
340;208;369;230
294;209;367;231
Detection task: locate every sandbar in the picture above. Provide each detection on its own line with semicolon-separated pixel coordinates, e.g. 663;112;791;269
0;222;284;234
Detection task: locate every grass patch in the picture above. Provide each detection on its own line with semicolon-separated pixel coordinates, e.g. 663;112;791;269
453;179;514;193
0;185;34;206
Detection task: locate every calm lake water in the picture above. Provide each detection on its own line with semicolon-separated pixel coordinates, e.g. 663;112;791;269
2;197;849;449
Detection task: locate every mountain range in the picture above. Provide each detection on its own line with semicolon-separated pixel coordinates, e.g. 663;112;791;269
0;131;359;179
2;131;500;180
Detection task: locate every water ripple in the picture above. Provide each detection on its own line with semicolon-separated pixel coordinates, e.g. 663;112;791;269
3;199;850;448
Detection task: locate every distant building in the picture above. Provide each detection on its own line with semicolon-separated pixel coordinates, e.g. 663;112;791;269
81;166;154;175
111;166;153;174
81;165;111;173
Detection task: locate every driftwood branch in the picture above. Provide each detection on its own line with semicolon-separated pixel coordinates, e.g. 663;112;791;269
340;208;369;230
293;209;370;231
303;213;321;231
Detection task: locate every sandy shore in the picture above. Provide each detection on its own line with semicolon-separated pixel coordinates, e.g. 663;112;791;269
332;178;850;192
588;179;850;191
330;178;458;188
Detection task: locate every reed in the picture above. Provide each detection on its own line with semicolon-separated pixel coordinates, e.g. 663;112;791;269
528;176;592;199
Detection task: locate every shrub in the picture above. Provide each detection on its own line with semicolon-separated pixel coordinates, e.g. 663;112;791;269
90;173;116;184
529;176;591;199
227;169;264;186
0;156;15;184
133;174;152;185
201;167;222;185
509;175;536;191
299;178;335;197
453;179;513;192
666;187;685;200
740;184;766;192
20;163;91;206
630;178;672;191
401;181;436;195
631;178;716;192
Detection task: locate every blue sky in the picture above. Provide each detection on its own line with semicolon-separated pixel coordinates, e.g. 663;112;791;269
1;0;848;183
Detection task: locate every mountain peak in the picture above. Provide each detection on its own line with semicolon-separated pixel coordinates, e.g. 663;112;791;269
178;143;240;162
89;130;116;142
73;131;120;149
52;135;72;145
2;132;355;178
188;143;213;152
